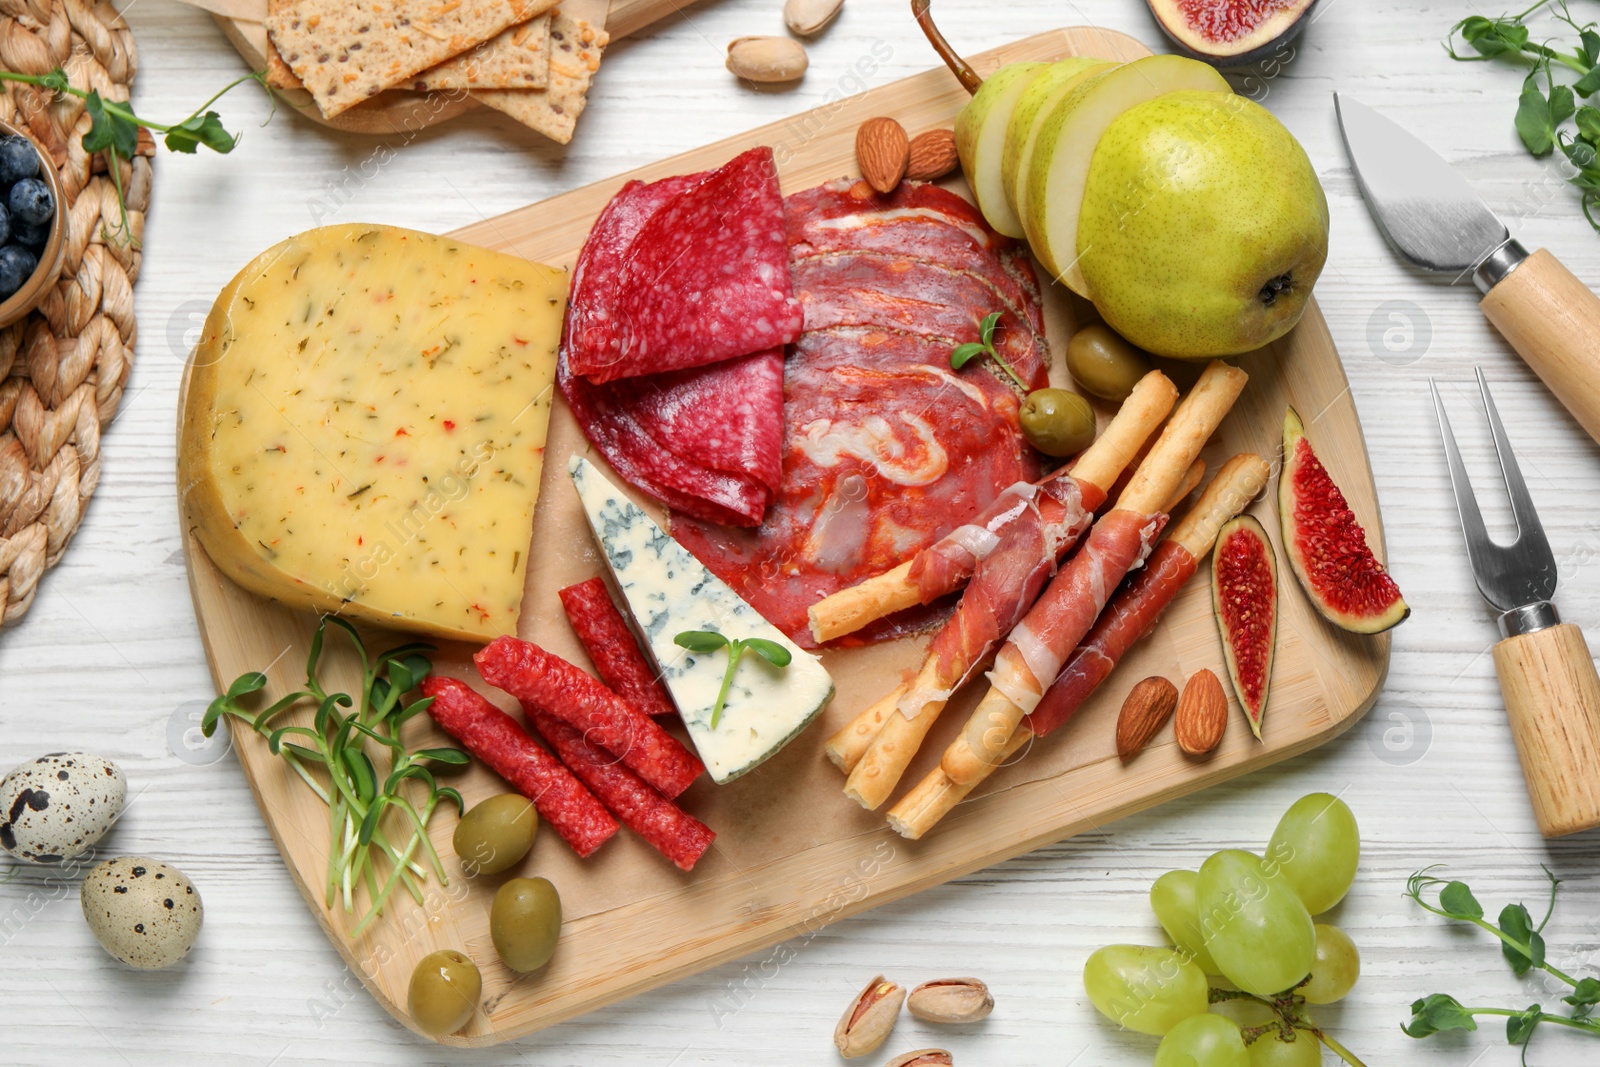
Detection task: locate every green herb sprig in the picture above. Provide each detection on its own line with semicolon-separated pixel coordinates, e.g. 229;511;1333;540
672;630;792;728
951;311;1028;391
1403;866;1600;1062
1445;2;1600;229
0;67;269;246
203;616;466;937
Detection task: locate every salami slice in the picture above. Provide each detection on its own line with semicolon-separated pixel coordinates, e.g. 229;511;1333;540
558;577;678;719
567;147;803;383
475;636;704;798
528;708;715;872
420;675;617;858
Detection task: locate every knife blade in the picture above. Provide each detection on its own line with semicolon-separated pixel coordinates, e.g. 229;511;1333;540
1336;92;1600;449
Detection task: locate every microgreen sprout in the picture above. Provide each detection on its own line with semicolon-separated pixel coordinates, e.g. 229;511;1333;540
950;311;1028;391
672;630;792;728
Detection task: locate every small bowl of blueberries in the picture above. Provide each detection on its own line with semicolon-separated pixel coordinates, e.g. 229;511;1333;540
0;119;65;328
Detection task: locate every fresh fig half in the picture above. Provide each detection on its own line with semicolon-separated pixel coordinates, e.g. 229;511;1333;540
1279;406;1409;634
1146;0;1317;67
1212;514;1277;740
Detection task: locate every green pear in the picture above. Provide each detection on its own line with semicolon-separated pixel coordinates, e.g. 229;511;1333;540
1022;54;1230;292
1001;57;1116;229
955;61;1050;238
1076;90;1329;359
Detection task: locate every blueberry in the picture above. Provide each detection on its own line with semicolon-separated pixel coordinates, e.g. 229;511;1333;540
0;136;39;187
0;243;38;300
0;203;9;248
8;177;52;228
11;217;48;251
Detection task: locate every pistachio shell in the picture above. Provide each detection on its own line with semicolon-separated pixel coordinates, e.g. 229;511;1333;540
727;36;809;84
834;974;904;1058
907;977;994;1024
784;0;844;37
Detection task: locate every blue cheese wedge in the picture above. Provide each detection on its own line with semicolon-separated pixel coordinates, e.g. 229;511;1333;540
569;457;835;783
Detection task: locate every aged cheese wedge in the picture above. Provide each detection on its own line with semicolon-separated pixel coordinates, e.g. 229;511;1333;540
569;457;835;783
180;223;568;641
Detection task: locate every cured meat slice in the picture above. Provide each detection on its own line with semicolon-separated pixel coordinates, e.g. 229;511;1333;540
558;577;678;719
566;147;803;383
673;326;1040;645
421;676;617;858
529;708;715;871
475;637;705;798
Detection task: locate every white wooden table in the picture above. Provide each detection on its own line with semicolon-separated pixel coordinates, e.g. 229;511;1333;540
5;1;1600;1063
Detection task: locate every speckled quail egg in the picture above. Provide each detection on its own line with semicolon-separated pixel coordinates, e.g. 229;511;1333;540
81;856;202;969
0;752;125;864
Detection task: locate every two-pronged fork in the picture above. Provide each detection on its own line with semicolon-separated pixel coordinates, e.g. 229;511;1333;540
1431;368;1600;838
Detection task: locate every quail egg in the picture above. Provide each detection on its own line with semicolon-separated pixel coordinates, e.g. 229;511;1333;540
0;752;124;864
81;856;203;969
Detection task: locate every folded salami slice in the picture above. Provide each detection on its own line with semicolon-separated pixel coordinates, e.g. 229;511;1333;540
420;676;617;858
528;708;715;872
475;636;704;798
558;577;678;719
566;147;802;383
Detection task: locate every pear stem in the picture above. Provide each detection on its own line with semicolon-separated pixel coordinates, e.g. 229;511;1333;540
911;0;982;95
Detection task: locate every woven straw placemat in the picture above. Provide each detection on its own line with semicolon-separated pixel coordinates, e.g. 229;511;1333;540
0;0;148;626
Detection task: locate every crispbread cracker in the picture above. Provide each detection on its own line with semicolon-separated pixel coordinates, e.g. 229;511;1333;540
472;11;607;144
408;11;553;90
267;0;543;118
264;0;303;90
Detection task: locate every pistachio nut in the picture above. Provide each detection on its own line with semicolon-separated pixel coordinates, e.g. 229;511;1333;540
834;974;905;1058
726;36;809;84
883;1050;952;1067
784;0;844;37
906;977;993;1024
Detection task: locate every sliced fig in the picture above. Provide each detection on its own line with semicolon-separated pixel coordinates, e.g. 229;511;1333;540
1212;514;1277;740
1146;0;1317;67
1279;406;1409;634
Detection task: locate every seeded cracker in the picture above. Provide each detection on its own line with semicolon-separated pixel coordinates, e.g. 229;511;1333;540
264;0;302;90
472;9;608;145
408;11;554;90
267;0;542;118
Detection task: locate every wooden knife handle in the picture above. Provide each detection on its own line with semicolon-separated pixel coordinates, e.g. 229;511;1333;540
1480;249;1600;446
1492;622;1600;838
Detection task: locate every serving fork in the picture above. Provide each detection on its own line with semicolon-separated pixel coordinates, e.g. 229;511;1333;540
1430;369;1600;838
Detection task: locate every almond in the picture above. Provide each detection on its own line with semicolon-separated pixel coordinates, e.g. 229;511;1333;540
1116;676;1178;761
1175;669;1228;756
905;128;958;182
856;116;909;194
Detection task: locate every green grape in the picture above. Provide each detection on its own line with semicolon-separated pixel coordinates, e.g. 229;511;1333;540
1151;870;1223;975
1265;792;1360;915
1247;1029;1323;1066
1154;1014;1250;1067
1082;944;1210;1035
1197;850;1316;996
1302;923;1360;1004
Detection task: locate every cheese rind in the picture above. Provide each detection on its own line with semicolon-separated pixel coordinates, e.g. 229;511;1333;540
179;223;567;641
569;458;835;783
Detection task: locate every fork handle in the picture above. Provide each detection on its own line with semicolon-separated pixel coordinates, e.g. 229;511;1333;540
1492;621;1600;838
1479;249;1600;447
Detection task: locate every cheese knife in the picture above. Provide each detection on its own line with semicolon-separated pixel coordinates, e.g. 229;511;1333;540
1336;93;1600;446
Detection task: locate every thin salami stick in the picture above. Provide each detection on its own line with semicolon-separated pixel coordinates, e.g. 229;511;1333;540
1027;453;1270;738
528;707;715;872
807;370;1179;645
939;361;1249;789
421;676;617;859
559;578;678;719
475;636;704;798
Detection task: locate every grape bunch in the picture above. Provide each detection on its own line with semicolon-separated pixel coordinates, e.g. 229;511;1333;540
1082;793;1367;1066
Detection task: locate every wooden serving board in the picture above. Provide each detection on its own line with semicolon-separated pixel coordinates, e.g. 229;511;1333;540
181;27;1391;1047
211;0;705;136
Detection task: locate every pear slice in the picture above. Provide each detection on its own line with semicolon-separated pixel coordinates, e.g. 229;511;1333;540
1022;54;1231;295
955;61;1050;238
1001;57;1116;230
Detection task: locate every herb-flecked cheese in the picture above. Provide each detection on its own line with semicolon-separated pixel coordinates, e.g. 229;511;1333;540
570;457;835;783
179;224;566;640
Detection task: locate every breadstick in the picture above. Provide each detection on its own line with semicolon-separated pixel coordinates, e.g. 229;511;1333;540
885;729;1031;840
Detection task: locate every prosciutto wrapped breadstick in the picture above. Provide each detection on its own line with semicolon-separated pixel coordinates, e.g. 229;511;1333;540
822;372;1179;779
939;361;1249;787
886;449;1262;840
1026;452;1270;738
808;371;1180;645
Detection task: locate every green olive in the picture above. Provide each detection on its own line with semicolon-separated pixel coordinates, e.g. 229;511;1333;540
491;876;562;973
408;949;482;1037
1065;323;1155;401
1020;388;1097;458
453;794;538;876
